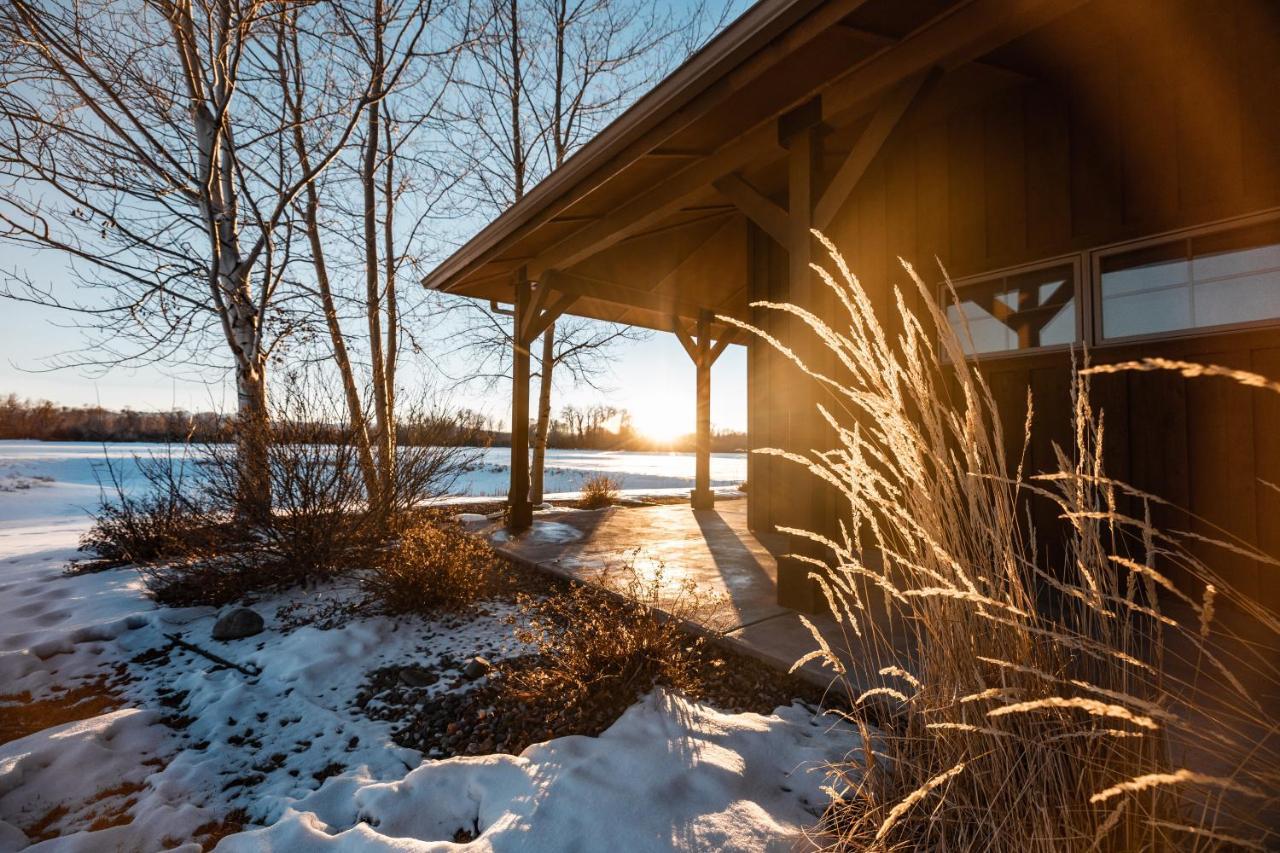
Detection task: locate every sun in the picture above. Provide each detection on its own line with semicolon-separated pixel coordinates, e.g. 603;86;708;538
632;412;686;445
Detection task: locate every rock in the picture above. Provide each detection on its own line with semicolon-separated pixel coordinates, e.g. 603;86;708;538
212;607;264;641
400;666;438;688
463;656;491;680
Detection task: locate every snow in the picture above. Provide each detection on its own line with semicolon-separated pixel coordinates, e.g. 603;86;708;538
222;691;852;852
0;442;858;851
0;441;748;505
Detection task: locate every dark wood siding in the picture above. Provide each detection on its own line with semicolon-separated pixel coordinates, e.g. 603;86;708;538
749;0;1280;609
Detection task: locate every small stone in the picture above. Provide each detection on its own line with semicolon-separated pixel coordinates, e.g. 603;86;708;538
211;607;264;641
446;722;459;735
463;656;491;680
400;666;437;688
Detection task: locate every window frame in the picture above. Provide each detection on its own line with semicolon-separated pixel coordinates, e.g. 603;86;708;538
939;254;1085;362
1089;208;1280;347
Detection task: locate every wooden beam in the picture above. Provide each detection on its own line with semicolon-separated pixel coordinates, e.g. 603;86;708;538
822;0;1084;122
814;69;938;230
777;122;822;612
509;270;533;530
713;174;789;245
526;291;580;342
529;124;781;278
673;317;700;364
692;309;714;509
545;269;719;325
520;281;553;343
707;327;742;365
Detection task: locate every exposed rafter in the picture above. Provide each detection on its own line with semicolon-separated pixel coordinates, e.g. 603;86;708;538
713;174;789;245
813;68;939;229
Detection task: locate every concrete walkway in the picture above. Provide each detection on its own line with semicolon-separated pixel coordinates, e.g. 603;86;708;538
479;499;852;689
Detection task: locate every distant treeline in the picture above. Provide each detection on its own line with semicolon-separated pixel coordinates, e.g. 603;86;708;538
0;395;493;447
0;395;233;442
485;403;747;452
1;394;746;452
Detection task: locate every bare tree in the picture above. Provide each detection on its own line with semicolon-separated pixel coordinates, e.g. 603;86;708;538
446;0;730;503
0;0;379;518
283;0;466;514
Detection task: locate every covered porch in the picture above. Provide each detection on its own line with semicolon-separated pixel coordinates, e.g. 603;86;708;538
423;0;1088;612
478;498;854;686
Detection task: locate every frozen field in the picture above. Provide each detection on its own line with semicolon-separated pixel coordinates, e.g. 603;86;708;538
0;441;748;512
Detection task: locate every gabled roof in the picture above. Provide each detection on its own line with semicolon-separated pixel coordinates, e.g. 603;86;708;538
422;0;1082;333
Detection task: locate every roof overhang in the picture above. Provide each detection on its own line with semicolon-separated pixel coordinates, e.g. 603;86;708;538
423;0;1086;334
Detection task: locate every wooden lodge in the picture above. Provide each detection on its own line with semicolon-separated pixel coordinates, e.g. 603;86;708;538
423;0;1280;613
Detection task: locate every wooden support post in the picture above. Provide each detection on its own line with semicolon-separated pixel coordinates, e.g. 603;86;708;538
692;310;714;510
777;117;824;612
508;270;533;530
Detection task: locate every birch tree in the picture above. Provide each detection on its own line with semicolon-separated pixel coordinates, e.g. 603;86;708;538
0;0;377;518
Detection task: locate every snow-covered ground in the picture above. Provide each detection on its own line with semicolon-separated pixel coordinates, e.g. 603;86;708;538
0;441;747;505
0;443;858;850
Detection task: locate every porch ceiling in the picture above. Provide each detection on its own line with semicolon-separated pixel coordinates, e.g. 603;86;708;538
422;0;1086;336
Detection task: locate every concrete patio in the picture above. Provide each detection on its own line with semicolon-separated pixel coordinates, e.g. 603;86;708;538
479;497;855;689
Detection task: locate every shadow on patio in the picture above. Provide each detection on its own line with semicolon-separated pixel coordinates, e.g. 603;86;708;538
479;498;854;688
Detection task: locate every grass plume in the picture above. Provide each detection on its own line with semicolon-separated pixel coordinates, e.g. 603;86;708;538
724;231;1279;850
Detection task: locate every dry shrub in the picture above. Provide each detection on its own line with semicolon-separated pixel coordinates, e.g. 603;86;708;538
135;556;268;608
501;562;722;728
578;473;621;508
726;232;1279;851
79;446;227;566
198;386;377;584
87;380;483;607
364;518;498;614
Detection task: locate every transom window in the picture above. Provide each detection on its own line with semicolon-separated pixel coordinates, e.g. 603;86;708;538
1098;219;1280;340
944;262;1078;356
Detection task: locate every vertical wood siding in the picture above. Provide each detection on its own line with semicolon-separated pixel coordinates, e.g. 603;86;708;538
750;0;1280;609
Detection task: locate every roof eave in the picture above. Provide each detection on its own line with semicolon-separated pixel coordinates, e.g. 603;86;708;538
421;0;816;294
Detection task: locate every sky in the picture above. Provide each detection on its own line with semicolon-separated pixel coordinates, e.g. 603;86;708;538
0;0;752;438
0;251;748;435
0;169;750;434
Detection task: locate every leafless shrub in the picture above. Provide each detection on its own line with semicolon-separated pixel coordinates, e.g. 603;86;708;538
727;232;1279;851
578;473;621;508
198;384;375;584
135;557;266;609
78;445;226;566
363;517;499;614
501;562;724;727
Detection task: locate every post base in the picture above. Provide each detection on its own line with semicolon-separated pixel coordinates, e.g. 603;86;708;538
507;500;533;531
690;488;715;510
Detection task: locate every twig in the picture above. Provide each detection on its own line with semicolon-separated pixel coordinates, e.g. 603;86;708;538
163;632;262;677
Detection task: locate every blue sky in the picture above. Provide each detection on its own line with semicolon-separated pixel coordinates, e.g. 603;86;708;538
0;0;751;436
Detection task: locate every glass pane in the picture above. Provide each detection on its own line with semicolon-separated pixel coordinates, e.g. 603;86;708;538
1102;287;1191;338
1101;222;1280;339
945;264;1077;355
1194;273;1280;328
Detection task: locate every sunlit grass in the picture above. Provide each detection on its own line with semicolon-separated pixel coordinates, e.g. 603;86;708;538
723;231;1279;851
